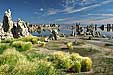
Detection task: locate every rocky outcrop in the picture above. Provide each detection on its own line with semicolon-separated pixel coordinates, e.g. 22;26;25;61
0;9;30;39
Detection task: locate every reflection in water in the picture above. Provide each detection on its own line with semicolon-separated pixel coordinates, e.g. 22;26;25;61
31;25;113;38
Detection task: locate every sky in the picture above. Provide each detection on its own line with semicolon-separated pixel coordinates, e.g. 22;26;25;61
0;0;113;24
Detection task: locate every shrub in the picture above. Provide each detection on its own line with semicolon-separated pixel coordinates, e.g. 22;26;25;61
49;51;65;61
38;42;46;47
73;61;81;73
0;48;27;66
67;42;73;50
81;57;92;72
24;51;47;61
0;43;10;54
68;61;81;73
36;60;58;75
1;38;14;43
70;53;82;63
49;51;93;73
0;64;10;75
54;57;72;70
49;51;72;70
19;35;38;44
11;41;23;49
11;41;33;52
31;38;38;44
22;42;33;51
11;60;37;75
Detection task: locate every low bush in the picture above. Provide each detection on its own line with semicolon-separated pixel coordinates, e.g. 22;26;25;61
49;51;92;73
11;41;33;52
19;35;39;44
38;42;46;47
0;48;59;75
81;57;92;72
0;64;10;75
67;42;73;50
24;51;47;61
49;51;65;61
21;42;33;51
0;43;10;54
0;48;27;66
36;60;58;75
68;61;81;73
12;60;37;75
1;38;14;43
70;53;82;63
54;57;72;70
49;51;72;70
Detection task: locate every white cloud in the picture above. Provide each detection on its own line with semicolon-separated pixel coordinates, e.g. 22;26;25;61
40;8;44;11
62;17;113;24
62;0;113;14
47;9;60;15
62;7;74;13
45;0;113;15
88;14;113;17
62;0;96;8
55;18;70;22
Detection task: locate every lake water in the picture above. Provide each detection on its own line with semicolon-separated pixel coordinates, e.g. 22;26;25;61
31;24;113;38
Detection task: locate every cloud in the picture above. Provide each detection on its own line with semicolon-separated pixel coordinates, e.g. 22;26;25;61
62;7;74;13
62;0;96;8
47;9;60;15
62;17;113;24
55;18;70;22
40;8;44;11
62;0;113;14
88;14;113;17
45;0;113;16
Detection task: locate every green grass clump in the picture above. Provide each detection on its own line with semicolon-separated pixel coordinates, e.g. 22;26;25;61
12;60;37;75
70;53;82;62
38;41;46;47
81;57;92;72
0;64;10;75
24;51;47;61
49;51;65;61
36;60;58;75
11;41;33;52
0;43;10;54
1;38;14;43
0;48;59;75
68;53;82;73
0;48;27;66
67;42;73;50
19;35;39;44
73;61;81;73
48;51;92;73
49;51;72;70
68;61;81;73
54;57;72;70
21;42;33;51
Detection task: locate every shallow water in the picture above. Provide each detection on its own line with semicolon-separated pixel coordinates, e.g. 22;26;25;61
31;24;113;37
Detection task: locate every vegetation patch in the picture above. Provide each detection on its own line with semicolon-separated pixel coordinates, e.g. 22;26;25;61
48;51;92;73
0;43;10;54
11;41;33;52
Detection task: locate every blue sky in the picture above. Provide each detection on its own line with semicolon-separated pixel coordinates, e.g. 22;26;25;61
0;0;113;24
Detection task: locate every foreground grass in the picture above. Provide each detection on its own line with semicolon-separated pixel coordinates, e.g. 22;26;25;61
0;36;93;75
